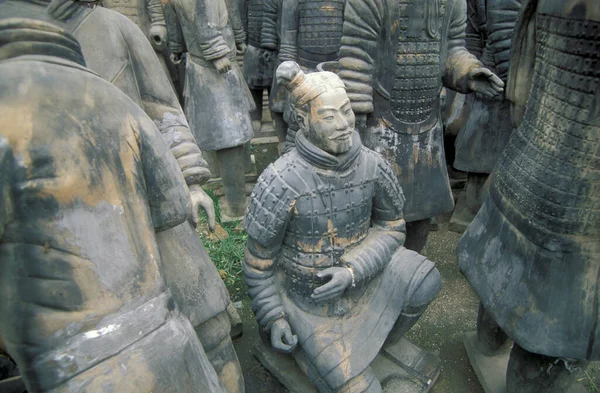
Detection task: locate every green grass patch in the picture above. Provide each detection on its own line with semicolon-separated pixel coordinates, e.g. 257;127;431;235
196;188;248;301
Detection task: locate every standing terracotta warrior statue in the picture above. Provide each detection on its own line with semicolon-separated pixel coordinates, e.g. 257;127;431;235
0;17;227;393
244;61;441;393
458;0;600;391
270;0;347;153
337;0;504;252
450;0;523;233
164;0;256;220
241;0;279;131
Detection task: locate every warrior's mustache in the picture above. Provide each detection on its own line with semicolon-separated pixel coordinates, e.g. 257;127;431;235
327;129;353;140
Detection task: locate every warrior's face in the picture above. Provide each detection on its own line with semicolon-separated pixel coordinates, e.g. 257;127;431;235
303;87;355;155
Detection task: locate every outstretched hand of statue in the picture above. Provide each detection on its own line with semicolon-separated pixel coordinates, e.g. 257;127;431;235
188;185;216;232
271;318;298;353
311;267;353;304
149;25;167;51
467;67;505;99
213;56;232;74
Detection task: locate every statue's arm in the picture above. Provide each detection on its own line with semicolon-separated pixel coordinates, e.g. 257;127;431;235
243;162;300;332
278;0;299;61
243;239;287;332
337;0;385;115
442;0;485;93
138;117;191;233
225;0;247;46
121;15;211;187
262;0;279;50
487;0;523;82
341;158;406;283
194;0;231;61
146;0;166;27
164;1;187;54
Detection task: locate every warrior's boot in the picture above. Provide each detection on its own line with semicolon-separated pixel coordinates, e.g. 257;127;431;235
506;344;586;393
476;302;508;356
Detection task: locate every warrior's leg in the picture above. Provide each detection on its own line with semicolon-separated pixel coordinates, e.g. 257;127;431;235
250;88;264;132
195;311;245;393
216;145;247;219
506;344;585;393
476;302;508;355
404;218;430;252
334;367;382;393
386;267;441;344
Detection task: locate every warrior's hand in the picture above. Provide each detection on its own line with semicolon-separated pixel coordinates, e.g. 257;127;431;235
311;267;353;304
467;67;504;99
170;53;184;65
213;56;232;74
149;25;167;51
189;185;216;232
236;42;247;56
271;318;298;353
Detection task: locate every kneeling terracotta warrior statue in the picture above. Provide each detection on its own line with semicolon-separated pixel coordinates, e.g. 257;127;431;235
243;61;441;393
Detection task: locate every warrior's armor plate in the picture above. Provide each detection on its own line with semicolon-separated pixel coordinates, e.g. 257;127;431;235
296;0;345;67
247;0;264;47
459;11;600;360
390;0;447;123
491;14;600;238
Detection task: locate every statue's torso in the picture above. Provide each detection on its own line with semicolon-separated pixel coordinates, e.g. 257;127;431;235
296;0;346;68
279;150;379;296
381;0;448;125
247;0;265;47
103;0;148;32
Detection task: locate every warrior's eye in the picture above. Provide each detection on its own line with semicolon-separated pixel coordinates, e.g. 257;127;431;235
324;116;335;121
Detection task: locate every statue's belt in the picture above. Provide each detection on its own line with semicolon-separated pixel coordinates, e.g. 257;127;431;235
31;291;172;391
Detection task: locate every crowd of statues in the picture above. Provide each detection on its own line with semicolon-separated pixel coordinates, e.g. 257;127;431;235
0;0;597;393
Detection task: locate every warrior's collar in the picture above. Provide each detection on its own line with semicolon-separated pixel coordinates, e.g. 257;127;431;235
296;130;362;172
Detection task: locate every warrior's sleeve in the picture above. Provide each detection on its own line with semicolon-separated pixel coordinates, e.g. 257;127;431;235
121;15;210;187
443;0;484;93
194;0;231;61
262;0;279;50
243;162;300;332
278;0;299;61
138;116;191;233
146;0;166;27
487;0;523;82
0;139;14;241
337;0;385;114
342;154;406;283
225;0;247;46
164;1;186;54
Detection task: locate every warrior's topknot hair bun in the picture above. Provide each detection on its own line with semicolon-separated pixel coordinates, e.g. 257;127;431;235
276;61;306;92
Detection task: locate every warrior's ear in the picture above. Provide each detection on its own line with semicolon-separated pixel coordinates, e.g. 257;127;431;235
295;109;309;133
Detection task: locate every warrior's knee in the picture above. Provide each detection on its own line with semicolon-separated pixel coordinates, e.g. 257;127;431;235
405;267;441;315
